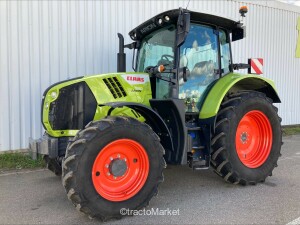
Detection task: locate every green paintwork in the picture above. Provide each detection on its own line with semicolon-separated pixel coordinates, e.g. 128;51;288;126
199;73;279;119
42;72;152;137
43;71;279;137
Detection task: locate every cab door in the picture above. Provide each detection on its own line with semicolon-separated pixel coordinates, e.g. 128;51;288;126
179;24;220;112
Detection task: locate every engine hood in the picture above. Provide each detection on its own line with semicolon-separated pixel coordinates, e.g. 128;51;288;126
42;72;152;137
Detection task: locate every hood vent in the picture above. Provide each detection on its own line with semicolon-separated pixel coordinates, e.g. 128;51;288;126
103;77;127;99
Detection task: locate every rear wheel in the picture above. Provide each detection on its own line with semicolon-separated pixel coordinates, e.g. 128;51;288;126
210;91;282;185
62;116;165;220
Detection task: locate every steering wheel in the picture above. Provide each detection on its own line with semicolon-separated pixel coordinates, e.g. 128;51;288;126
144;55;174;73
161;54;174;61
157;54;174;69
161;54;174;62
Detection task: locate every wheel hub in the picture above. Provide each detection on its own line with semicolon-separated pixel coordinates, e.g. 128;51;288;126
240;132;249;144
109;159;128;177
235;110;273;168
92;139;149;202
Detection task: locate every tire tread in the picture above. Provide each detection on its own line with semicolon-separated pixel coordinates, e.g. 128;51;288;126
210;91;282;185
62;116;165;221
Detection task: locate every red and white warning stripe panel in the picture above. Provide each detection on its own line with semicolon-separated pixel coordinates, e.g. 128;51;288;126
249;58;263;75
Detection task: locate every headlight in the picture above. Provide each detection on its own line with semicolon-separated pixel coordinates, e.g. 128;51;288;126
157;18;163;25
50;91;57;99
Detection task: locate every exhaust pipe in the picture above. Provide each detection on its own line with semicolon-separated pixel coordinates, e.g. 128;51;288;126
117;33;126;72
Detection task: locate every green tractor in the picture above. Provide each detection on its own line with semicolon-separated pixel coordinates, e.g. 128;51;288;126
30;7;282;220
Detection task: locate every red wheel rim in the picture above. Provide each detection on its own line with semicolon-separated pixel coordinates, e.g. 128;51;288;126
92;139;149;201
235;110;273;168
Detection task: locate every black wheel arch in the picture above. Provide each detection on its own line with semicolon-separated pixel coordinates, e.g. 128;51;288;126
199;76;281;135
100;102;174;153
227;78;281;103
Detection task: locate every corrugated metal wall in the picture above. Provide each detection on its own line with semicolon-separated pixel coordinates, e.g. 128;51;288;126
1;0;300;151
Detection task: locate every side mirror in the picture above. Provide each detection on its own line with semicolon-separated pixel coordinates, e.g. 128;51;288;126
177;12;190;47
178;67;189;82
232;26;246;41
183;67;189;82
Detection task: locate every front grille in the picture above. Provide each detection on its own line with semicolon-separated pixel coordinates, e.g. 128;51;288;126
48;82;97;130
103;77;127;99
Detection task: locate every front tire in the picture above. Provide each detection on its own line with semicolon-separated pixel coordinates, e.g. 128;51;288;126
62;116;166;220
210;91;282;185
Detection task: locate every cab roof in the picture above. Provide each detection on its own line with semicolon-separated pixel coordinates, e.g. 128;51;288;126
129;9;241;41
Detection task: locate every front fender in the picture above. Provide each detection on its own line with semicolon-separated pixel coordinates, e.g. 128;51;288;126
199;73;281;119
101;102;174;153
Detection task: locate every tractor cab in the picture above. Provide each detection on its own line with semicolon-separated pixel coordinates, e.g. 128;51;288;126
122;8;245;112
111;8;255;168
114;9;248;167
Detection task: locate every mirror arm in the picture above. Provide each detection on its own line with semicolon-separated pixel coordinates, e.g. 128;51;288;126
124;41;140;50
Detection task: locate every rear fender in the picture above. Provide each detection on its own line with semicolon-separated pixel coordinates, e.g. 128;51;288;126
199;73;280;120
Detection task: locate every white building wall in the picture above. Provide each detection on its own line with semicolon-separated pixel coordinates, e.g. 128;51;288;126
0;0;300;151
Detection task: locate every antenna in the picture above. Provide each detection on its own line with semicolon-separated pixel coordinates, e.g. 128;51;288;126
186;0;191;9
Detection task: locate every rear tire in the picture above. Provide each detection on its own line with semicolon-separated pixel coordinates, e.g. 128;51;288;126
62;116;166;220
210;91;282;185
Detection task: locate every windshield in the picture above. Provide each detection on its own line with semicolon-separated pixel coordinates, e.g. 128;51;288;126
137;25;176;99
137;25;176;72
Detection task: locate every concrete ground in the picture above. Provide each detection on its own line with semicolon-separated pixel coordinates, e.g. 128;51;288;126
0;135;300;225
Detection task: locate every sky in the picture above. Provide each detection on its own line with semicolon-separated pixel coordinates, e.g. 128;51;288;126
279;0;300;6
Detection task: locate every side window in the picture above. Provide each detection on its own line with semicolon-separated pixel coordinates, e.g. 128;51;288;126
179;24;219;112
219;29;231;75
180;25;219;75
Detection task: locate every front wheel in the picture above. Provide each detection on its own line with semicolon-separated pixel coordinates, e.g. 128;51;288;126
62;116;166;220
210;91;282;185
